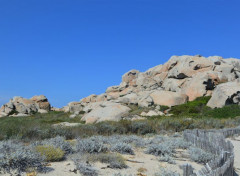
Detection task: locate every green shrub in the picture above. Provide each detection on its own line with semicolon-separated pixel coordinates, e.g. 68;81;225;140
160;105;170;112
170;96;211;116
203;105;240;118
36;145;65;162
130;121;155;135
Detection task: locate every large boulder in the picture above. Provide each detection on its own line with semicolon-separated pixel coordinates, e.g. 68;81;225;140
81;102;131;123
207;81;240;108
10;96;38;114
117;93;138;105
30;95;51;111
150;90;188;107
166;55;214;79
67;102;83;113
122;69;139;86
181;71;221;101
0;95;51;117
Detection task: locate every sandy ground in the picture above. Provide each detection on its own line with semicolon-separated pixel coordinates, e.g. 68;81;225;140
32;148;202;176
228;136;240;176
95;148;203;176
38;161;77;176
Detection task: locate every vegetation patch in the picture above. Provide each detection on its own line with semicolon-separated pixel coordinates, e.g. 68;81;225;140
111;142;135;155
188;147;215;164
170;96;211;116
76;137;108;154
0;140;44;174
87;153;127;169
35;145;65;162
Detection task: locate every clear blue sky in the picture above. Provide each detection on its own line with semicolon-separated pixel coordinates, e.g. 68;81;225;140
0;0;240;107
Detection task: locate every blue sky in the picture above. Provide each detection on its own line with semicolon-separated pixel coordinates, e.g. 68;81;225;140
0;0;240;107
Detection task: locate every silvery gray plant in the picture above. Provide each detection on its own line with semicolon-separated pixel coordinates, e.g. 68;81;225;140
72;154;98;176
76;137;108;154
188;146;215;164
0;140;45;175
155;168;180;176
32;136;73;155
111;142;134;155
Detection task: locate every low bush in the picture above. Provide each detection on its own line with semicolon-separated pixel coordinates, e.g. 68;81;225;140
188;147;214;164
73;156;98;176
202;104;240;119
33;136;73;154
0;140;44;174
155;168;180;176
130;121;156;135
35;145;65;162
87;153;127;169
111;142;134;155
158;154;176;164
95;123;116;135
76;137;108;154
146;142;174;156
171;137;190;149
170;96;211;116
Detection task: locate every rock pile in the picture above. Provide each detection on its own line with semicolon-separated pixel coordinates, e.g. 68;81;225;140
1;55;240;122
0;95;51;117
64;55;240;123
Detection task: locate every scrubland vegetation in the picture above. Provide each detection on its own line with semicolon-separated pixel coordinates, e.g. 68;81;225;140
0;96;240;175
0;135;204;175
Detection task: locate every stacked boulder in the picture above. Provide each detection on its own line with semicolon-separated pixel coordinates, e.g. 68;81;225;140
64;55;240;123
0;95;51;117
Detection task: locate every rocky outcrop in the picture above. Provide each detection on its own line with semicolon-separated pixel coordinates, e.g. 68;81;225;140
61;55;240;123
0;95;51;117
207;80;240;108
3;55;239;123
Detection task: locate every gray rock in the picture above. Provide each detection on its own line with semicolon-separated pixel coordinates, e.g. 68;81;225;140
137;91;154;107
207;81;240;108
67;102;83;113
52;122;82;127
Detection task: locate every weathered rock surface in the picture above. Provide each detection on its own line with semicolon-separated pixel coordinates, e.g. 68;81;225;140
0;95;51;117
81;102;131;123
207;80;240;108
30;95;51;111
3;55;240;122
61;55;240;123
150;90;188;107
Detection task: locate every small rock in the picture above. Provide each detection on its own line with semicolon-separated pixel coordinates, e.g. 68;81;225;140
145;110;159;117
38;109;48;114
